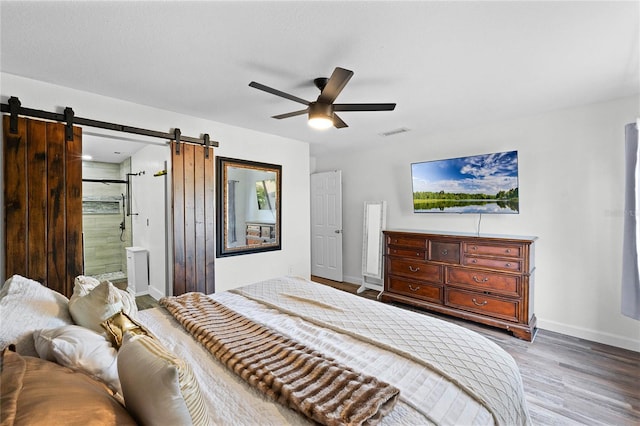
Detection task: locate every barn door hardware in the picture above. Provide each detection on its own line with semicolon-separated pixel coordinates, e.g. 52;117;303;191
174;128;181;155
1;96;219;148
204;133;210;159
8;96;20;133
64;107;75;141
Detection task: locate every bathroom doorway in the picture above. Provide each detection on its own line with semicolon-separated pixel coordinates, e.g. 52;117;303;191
82;158;134;287
82;131;170;298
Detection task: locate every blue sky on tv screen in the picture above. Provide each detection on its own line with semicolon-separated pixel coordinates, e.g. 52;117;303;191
412;151;518;195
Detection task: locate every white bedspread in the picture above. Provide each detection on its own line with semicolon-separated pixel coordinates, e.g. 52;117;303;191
139;276;530;425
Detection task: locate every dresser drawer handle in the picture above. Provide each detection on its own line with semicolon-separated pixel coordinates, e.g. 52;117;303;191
505;263;512;267
473;275;489;283
415;252;421;257
408;285;420;292
505;249;511;254
471;246;477;251
408;265;420;272
470;259;478;264
472;298;488;307
441;249;448;255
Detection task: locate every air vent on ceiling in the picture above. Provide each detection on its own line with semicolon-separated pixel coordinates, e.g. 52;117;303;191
379;127;410;137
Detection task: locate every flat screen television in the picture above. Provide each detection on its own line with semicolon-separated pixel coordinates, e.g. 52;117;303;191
411;150;519;214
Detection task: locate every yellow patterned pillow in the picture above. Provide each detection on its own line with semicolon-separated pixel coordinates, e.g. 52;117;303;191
117;333;210;425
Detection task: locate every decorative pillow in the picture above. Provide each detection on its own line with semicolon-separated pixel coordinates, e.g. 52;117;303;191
101;311;149;349
0;348;136;425
118;333;210;425
68;280;138;333
33;325;121;394
0;275;73;357
72;275;101;297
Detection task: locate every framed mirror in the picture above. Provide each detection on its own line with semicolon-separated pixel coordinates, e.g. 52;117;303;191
358;201;387;294
216;157;281;257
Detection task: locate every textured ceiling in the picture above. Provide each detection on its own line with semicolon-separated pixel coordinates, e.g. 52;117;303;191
1;1;638;161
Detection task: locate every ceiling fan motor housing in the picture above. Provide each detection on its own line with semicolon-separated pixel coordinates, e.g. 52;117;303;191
313;77;329;91
309;101;333;119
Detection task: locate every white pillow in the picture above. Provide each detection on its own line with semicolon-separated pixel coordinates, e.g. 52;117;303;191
33;325;121;394
72;275;101;297
118;333;210;425
0;275;73;357
69;280;138;333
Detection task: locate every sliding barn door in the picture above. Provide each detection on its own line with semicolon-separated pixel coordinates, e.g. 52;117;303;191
171;141;215;295
3;116;83;297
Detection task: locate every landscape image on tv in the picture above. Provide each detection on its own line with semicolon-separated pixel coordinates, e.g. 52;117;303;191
411;150;519;214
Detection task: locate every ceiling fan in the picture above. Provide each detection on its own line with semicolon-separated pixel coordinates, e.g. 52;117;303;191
249;67;396;129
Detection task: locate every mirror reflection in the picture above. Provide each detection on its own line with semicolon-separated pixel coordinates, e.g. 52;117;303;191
216;157;281;257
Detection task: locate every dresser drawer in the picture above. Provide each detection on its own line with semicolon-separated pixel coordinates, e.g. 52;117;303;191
446;267;520;297
445;288;519;322
464;242;523;258
387;258;443;283
388;276;443;304
386;235;427;249
429;241;460;263
387;247;426;259
246;225;261;236
463;255;522;272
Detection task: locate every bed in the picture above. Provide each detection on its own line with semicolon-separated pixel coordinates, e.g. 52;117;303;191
0;274;531;426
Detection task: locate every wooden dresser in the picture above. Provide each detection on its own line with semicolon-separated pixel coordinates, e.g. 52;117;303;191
381;230;537;341
245;222;276;246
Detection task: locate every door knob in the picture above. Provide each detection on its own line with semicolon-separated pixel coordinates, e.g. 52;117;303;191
334;230;342;234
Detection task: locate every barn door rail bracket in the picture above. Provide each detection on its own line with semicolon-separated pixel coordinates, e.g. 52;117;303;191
1;96;219;147
204;133;211;159
64;107;75;141
8;96;20;132
174;128;181;155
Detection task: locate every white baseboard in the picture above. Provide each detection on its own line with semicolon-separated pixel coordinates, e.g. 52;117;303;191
537;318;640;353
147;286;163;301
342;274;362;286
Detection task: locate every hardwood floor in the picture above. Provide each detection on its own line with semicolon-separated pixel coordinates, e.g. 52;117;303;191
310;276;640;426
136;294;160;311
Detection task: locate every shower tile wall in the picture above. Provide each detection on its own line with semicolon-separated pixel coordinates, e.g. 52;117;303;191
82;160;132;278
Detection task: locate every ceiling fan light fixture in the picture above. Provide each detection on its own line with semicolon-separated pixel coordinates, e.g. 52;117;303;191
308;116;333;130
308;102;333;130
249;67;396;130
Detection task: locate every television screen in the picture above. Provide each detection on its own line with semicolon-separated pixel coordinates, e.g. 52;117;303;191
411;150;519;214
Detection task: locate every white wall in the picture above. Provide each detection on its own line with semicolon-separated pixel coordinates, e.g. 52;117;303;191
130;144;170;298
313;96;640;352
1;73;311;294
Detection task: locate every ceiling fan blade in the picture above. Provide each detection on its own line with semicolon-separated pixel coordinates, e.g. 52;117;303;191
333;113;348;129
249;81;310;106
333;103;396;112
272;109;309;119
318;67;354;104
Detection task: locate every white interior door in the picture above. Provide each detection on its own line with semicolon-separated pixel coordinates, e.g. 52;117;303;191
310;170;343;281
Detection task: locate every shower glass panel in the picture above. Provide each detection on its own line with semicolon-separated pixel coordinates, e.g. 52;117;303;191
82;159;132;285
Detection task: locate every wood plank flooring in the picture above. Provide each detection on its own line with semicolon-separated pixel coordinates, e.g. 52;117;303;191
136;294;160;310
310;276;640;426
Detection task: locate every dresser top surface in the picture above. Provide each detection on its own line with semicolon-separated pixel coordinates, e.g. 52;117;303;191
384;229;538;242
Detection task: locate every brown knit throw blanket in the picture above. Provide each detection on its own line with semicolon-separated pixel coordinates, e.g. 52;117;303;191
160;292;400;426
